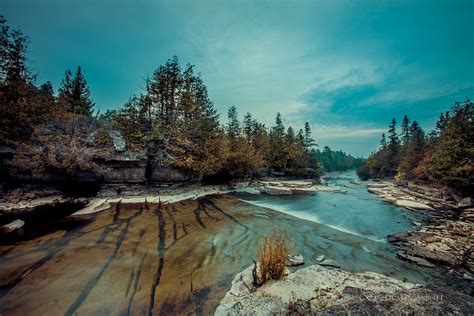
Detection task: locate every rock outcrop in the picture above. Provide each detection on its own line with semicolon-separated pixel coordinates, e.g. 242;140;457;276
70;198;111;217
215;265;473;315
365;181;474;287
366;181;459;211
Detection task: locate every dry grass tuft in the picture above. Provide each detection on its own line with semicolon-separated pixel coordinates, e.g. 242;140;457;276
256;230;290;285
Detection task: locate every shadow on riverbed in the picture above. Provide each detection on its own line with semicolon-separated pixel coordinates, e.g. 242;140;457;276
0;195;455;315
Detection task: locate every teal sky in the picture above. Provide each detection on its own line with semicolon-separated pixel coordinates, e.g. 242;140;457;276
2;0;473;157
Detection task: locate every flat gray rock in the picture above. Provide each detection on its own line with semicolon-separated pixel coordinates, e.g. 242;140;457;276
0;219;24;233
287;254;304;266
319;258;340;268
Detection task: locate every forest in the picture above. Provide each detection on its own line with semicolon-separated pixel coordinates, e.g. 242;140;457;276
357;100;474;192
0;16;360;184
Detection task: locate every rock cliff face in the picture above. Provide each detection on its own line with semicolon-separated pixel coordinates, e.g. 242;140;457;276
94;156;148;183
215;265;473;315
148;166;195;182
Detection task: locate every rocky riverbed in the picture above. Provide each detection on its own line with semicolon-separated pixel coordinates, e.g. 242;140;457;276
0;179;338;234
366;180;473;288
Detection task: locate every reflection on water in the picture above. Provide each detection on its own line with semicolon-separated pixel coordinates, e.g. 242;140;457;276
0;172;450;315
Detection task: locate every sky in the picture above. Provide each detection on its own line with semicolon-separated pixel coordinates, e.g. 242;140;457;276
2;0;473;157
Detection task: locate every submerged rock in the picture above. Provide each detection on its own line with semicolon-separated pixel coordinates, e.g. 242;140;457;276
287;254;304;266
313;254;325;262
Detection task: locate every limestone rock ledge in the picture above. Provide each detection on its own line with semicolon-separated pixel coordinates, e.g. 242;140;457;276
215;265;473;315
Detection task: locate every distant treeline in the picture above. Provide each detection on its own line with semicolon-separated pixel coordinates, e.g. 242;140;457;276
357;101;473;192
315;147;365;173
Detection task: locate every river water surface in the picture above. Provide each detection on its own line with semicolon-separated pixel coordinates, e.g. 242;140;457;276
0;171;451;315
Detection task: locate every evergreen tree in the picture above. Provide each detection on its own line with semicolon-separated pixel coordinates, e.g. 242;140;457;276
39;81;54;98
387;118;400;176
398;120;425;180
271;112;285;142
304;121;315;149
400;115;411;144
243;112;253;142
58;66;94;116
286;126;295;143
0;17;37;144
269;112;287;171
297;129;305;145
226;106;241;141
428;100;474;191
379;133;387;149
70;66;94;115
58;69;73;105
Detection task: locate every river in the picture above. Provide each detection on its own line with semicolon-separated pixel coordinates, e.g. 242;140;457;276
0;170;450;315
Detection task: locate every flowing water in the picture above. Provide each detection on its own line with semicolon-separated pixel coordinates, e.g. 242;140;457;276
0;171;452;315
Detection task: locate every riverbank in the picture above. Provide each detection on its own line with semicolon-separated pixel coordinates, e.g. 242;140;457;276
0;179;340;231
365;180;473;286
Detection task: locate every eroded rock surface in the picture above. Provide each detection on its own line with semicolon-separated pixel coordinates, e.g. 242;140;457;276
215;265;473;315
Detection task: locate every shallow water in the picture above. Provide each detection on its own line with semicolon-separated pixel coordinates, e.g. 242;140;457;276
240;171;424;243
0;172;455;315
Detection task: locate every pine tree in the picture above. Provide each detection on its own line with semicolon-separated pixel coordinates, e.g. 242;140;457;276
71;66;94;115
428;100;474;191
304;122;316;150
226;106;241;141
58;67;94;116
297;129;304;145
398;120;425;179
58;69;73;104
0;16;9;82
271;112;285;141
387;118;400;176
0;17;36;144
286;126;295;143
269;112;287;171
379;133;387;149
400;115;411;144
39;81;54;98
243;112;253;142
